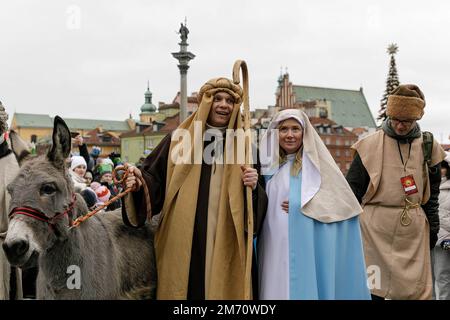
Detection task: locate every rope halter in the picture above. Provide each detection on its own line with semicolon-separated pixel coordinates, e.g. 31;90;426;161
9;194;76;230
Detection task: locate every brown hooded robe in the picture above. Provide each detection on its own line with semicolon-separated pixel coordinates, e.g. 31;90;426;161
122;78;267;299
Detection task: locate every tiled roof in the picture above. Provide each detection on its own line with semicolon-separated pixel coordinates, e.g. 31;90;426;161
292;86;376;128
12;113;131;131
83;128;120;146
159;103;179;110
120;114;180;138
157;114;179;133
309;117;356;136
64;118;131;131
13;113;53;128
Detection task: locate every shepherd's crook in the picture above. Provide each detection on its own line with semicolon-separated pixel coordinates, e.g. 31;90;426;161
232;60;254;300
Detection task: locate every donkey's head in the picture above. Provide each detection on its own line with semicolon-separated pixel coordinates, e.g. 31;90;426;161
2;116;79;267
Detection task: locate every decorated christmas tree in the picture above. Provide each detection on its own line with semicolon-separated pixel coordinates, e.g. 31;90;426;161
378;43;400;122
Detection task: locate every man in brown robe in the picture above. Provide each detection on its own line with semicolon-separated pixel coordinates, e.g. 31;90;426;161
121;77;267;299
346;84;446;300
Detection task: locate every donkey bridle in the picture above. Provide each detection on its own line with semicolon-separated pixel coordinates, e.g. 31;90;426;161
9;194;76;229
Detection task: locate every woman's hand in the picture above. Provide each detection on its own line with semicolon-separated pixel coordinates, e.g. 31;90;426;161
281;200;289;213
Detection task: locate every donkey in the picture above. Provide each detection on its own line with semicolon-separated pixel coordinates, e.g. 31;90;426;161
2;116;156;299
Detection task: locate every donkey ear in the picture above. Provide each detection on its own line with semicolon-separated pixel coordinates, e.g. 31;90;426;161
9;130;31;165
47;116;71;167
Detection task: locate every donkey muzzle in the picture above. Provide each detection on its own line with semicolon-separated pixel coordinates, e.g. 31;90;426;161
2;238;30;266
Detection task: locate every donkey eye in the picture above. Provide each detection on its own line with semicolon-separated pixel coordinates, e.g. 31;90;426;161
40;184;57;195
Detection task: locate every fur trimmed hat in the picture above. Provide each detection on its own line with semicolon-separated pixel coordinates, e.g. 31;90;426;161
386;84;425;120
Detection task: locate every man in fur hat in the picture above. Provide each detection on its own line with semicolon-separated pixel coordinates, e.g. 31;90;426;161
346;84;446;300
122;77;268;299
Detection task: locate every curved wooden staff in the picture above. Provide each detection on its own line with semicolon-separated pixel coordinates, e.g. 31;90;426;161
232;60;254;300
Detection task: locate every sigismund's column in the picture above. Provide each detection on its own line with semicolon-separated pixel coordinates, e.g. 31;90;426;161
172;21;195;123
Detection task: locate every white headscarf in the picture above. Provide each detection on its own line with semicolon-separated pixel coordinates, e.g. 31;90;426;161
259;109;362;223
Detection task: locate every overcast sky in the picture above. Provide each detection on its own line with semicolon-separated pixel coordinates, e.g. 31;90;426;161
1;1;449;141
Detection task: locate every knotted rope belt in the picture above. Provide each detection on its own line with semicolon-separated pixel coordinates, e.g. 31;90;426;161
399;198;420;226
71;163;151;228
371;198;420;226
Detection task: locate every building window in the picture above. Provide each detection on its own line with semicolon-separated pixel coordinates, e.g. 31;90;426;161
325;137;331;145
336;138;341;146
345;150;350;157
345;139;351;146
336;150;341;157
346;162;351;170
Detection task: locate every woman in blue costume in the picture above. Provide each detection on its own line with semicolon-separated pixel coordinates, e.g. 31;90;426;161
257;109;370;300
